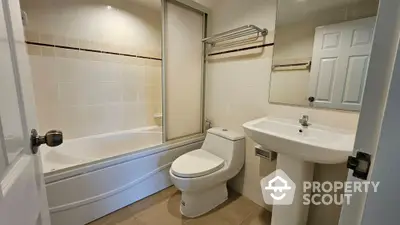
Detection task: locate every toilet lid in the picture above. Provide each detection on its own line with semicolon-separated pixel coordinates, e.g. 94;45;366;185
171;149;225;178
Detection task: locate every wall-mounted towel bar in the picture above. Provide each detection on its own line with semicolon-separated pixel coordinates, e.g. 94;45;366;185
202;25;268;48
272;61;311;72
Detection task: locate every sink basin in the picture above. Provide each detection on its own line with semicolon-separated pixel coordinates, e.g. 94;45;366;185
244;117;356;225
243;117;355;164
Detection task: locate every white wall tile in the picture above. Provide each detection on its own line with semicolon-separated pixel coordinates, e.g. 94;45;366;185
58;106;90;139
58;82;87;106
86;104;124;135
123;103;152;129
25;0;162;139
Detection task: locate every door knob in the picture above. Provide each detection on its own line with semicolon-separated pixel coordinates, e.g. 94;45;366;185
30;129;63;154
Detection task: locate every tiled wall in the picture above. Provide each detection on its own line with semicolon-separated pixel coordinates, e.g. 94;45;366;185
21;0;162;139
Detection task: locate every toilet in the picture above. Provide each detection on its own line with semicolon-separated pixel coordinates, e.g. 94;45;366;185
169;127;245;218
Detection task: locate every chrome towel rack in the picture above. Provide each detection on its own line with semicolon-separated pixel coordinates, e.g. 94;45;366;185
202;25;268;48
272;61;312;72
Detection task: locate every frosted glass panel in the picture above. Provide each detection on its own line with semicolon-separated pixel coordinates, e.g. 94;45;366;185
165;2;203;140
0;4;25;163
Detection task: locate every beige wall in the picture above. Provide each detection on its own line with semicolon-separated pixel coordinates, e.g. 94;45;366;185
21;0;162;139
199;0;360;224
21;0;162;55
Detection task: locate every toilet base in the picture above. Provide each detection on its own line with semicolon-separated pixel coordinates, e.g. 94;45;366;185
180;183;228;218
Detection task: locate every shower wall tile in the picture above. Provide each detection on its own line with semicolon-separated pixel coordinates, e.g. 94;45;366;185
59;106;91;139
27;45;41;55
123;103;150;130
145;66;162;86
66;38;79;48
41;46;55;57
29;55;162;139
53;35;67;46
24;30;39;42
39;33;54;44
54;48;67;58
123;83;142;102
36;107;60;138
58;82;87;106
86;104;124;135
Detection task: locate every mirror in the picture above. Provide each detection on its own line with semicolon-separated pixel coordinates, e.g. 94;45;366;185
270;0;379;111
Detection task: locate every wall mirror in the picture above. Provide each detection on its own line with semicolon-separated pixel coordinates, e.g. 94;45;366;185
270;0;379;111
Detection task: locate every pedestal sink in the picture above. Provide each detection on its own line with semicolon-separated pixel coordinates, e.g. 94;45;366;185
243;117;355;225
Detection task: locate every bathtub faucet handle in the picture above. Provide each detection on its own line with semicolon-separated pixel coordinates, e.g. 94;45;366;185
30;129;63;154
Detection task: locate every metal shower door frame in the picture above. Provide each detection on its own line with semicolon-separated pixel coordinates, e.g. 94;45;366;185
161;0;210;143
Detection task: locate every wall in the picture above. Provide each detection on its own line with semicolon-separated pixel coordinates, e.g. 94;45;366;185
20;0;162;139
198;0;360;224
269;0;379;106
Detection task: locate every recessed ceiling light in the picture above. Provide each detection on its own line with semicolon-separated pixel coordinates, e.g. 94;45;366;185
106;5;112;10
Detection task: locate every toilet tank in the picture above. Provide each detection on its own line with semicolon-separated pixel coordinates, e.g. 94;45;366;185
201;128;245;164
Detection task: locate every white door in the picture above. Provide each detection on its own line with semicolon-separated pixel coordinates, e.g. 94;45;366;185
339;1;400;225
309;17;376;110
0;1;62;225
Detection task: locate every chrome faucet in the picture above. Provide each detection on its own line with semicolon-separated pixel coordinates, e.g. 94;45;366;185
299;115;311;127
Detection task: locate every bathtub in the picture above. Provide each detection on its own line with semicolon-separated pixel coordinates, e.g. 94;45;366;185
42;127;204;225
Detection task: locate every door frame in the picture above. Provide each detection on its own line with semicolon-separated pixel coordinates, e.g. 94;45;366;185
338;0;400;224
0;120;8;175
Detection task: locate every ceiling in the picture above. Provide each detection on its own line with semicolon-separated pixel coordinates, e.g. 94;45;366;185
277;0;378;25
128;0;161;11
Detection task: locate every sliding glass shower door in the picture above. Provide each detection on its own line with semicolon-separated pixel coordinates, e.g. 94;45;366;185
162;0;208;141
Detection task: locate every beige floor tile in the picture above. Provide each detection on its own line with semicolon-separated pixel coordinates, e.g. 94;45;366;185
135;191;189;225
184;213;233;225
129;186;179;216
87;206;136;225
87;216;110;225
117;217;147;225
87;187;272;225
240;208;272;225
216;192;261;225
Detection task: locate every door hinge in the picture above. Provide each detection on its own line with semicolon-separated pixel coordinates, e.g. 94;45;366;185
347;151;371;180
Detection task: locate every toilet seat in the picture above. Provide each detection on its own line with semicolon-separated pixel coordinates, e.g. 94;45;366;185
171;149;225;178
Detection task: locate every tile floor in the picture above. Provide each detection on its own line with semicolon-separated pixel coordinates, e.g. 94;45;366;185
88;186;272;225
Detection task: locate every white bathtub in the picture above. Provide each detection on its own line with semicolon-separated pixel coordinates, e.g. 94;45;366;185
41;126;163;174
42;127;204;225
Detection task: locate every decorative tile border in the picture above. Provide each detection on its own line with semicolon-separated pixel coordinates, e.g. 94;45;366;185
26;41;162;61
24;30;162;62
208;43;274;56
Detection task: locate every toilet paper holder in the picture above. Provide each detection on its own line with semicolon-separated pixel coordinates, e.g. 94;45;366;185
255;145;277;161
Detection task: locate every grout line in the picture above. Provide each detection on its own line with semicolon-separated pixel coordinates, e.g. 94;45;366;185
239;210;256;225
208;42;274;56
25;41;162;61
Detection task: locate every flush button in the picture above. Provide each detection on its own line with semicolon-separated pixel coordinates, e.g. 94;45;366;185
222;129;228;131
